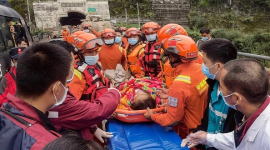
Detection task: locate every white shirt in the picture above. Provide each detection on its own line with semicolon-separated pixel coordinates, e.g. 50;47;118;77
206;101;270;150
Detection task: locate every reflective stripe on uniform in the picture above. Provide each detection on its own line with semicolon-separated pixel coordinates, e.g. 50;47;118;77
174;75;191;84
209;103;227;119
119;47;123;53
74;69;82;80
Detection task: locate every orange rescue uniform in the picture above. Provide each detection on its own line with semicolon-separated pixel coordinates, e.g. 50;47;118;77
99;44;126;71
151;61;208;139
90;30;101;38
67;69;87;100
62;30;70;41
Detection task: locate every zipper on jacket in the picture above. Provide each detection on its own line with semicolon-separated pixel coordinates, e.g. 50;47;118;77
0;108;32;127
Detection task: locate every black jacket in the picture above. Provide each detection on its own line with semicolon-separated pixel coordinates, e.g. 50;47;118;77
194;79;243;150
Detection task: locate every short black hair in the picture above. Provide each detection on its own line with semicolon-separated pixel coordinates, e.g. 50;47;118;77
16;38;27;46
114;28;122;33
200;27;211;34
200;38;237;64
49;40;74;53
223;59;268;104
43;134;103;150
16;43;71;99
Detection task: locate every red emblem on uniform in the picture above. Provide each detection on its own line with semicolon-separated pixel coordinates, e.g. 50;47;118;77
18;48;22;54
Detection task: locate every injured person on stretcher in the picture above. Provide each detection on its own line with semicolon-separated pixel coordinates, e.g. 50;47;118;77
117;77;166;110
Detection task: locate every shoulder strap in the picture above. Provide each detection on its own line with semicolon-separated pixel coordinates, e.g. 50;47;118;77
174;75;191;84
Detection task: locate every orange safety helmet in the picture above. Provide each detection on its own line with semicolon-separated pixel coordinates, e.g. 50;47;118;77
120;27;127;31
162;35;198;62
73;33;104;53
141;22;160;34
125;27;141;37
67;31;86;45
101;28;116;38
157;24;188;43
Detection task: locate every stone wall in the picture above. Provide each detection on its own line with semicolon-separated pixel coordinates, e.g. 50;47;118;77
152;0;190;27
33;0;110;29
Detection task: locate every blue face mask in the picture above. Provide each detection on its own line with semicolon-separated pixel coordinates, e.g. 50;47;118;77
85;54;99;66
115;37;122;43
128;38;138;45
202;63;218;80
201;37;208;41
104;39;114;45
146;34;157;42
84;29;90;33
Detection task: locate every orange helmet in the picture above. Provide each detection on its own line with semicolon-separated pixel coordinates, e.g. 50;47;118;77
125;28;141;37
120;27;127;31
101;28;116;38
157;24;188;43
141;22;160;34
73;33;104;53
67;31;86;45
162;35;198;62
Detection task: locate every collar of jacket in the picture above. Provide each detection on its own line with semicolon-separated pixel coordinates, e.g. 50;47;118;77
6;93;47;124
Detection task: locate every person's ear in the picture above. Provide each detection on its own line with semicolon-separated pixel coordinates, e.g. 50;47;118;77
234;92;243;104
52;81;61;96
217;63;224;71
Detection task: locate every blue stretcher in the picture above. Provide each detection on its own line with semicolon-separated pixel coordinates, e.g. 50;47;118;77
107;120;190;150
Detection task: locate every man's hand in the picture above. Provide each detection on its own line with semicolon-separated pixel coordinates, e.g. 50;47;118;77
156;88;169;99
181;134;198;148
144;107;153;119
160;103;168;112
94;128;113;143
189;131;208;145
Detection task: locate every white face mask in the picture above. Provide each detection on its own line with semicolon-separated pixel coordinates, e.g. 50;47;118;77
51;82;68;109
222;92;237;110
66;69;74;84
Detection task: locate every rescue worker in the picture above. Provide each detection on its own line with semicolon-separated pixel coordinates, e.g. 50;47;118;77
48;40;120;142
157;24;203;87
62;26;70;41
144;35;208;140
141;22;162;77
125;27;145;78
0;47;25;106
0;43;70;149
68;33;110;100
81;23;101;37
119;26;128;46
99;28;126;71
114;28;126;48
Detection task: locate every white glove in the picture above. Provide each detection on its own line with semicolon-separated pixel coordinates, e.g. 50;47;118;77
108;88;121;97
94;128;113;143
